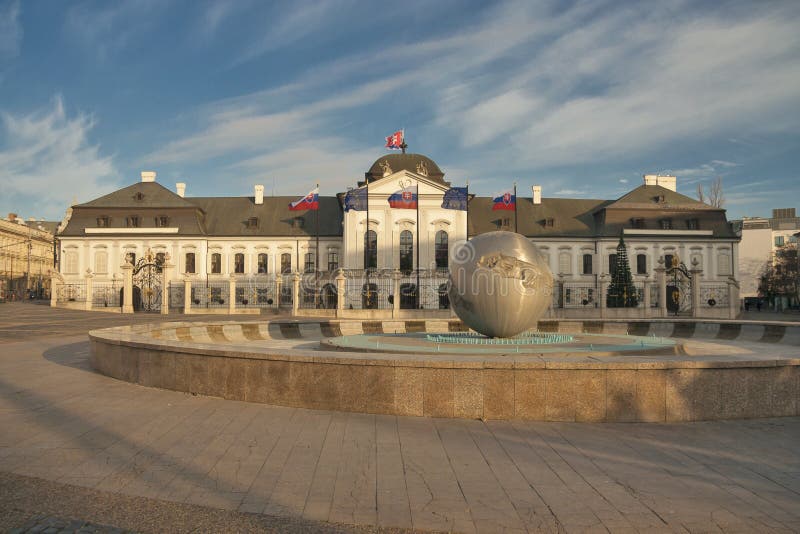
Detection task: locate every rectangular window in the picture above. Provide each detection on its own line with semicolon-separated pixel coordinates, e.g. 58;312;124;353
96;217;109;228
327;251;339;272
609;254;617;277
234;253;245;274
94;251;108;274
636;254;647;275
211;253;221;274
304;252;315;273
126;216;140;228
558;252;571;274
775;235;785;247
660;219;673;230
155;216;169;227
582;254;592;275
185;252;195;274
686;218;699;230
281;253;291;274
631;218;645;229
665;254;675;269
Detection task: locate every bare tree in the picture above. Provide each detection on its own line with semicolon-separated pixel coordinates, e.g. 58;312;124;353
708;176;724;208
696;183;706;204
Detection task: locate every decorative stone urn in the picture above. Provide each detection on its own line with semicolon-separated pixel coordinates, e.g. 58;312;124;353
448;231;553;338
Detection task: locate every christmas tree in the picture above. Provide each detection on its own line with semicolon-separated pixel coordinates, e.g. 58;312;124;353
606;234;639;307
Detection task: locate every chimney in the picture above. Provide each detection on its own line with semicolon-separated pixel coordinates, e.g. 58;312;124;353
532;185;542;205
255;184;264;205
656;175;676;192
141;171;157;182
7;213;16;222
176;183;186;198
643;174;658;186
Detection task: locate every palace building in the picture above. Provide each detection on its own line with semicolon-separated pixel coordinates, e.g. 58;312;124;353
55;153;740;316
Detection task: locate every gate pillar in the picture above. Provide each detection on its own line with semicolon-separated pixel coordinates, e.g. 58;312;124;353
161;258;173;315
229;275;236;315
655;261;667;318
84;270;94;311
690;266;702;318
183;276;194;314
121;263;134;314
291;272;301;316
335;270;346;312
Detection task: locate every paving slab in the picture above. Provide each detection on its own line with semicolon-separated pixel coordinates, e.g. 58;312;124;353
1;303;800;532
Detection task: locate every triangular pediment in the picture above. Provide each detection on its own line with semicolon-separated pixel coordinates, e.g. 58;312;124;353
358;170;451;196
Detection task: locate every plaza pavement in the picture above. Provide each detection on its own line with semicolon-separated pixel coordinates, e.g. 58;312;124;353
1;303;800;533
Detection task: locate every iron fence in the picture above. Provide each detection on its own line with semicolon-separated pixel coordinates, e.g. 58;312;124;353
169;282;184;310
190;280;229;309
92;282;121;308
298;273;338;310
234;275;279;309
559;282;598;309
56;281;87;303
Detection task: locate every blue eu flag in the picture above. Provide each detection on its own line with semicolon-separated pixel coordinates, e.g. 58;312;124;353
344;188;368;211
441;187;468;210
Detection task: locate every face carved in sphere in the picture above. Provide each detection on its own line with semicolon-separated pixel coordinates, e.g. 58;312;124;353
448;231;553;338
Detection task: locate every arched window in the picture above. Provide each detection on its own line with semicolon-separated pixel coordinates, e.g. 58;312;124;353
185;252;196;274
94;250;108;274
280;253;291;274
257;253;268;274
234;253;245;273
211;253;221;274
304;252;315;273
364;230;377;270
435;230;448;271
399;230;413;273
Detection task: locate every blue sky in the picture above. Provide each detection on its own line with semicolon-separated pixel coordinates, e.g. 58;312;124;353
1;0;799;221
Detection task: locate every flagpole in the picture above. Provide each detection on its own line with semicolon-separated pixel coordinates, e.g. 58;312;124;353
514;182;518;233
366;176;371;308
466;180;470;241
315;183;320;274
416;179;420;309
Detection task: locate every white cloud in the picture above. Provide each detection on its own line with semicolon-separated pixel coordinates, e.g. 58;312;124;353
0;0;22;59
619;178;628;183
0;96;118;218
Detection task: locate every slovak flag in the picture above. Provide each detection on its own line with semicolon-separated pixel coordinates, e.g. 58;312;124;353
385;129;404;150
492;189;516;211
388;185;418;209
289;187;319;211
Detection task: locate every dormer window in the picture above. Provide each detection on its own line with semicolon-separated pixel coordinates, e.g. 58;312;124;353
96;216;109;228
133;192;145;201
293;217;304;229
545;217;554;227
246;217;259;229
659;218;673;230
155;216;170;227
126;216;140;228
631;218;645;229
686;218;699;230
654;194;665;203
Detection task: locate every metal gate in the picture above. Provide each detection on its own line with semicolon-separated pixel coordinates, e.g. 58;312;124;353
132;250;163;312
666;261;692;315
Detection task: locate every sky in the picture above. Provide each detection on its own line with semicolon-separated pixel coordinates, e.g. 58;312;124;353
0;0;799;222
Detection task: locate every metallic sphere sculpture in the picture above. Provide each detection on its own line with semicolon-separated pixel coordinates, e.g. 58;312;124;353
448;231;553;338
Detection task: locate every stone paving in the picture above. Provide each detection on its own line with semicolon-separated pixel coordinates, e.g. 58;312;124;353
1;303;800;532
